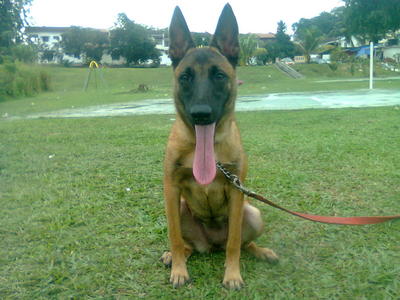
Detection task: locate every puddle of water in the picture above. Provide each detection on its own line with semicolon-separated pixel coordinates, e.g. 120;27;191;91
237;89;400;111
19;89;400;119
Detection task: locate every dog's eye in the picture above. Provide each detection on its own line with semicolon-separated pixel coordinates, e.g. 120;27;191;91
214;72;226;81
179;73;191;82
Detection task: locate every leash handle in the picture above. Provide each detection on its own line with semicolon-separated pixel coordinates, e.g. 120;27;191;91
216;162;400;225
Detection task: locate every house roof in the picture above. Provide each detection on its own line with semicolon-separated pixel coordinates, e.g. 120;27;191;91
255;33;275;39
25;26;109;34
25;26;71;33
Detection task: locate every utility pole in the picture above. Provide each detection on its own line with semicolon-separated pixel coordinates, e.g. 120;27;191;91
369;41;374;90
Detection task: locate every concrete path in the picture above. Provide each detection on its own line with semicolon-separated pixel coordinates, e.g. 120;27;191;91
25;89;400;119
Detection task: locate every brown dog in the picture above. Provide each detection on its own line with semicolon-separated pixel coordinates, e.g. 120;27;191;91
161;3;278;290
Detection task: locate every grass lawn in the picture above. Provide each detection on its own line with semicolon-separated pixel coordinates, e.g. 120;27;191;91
1;105;400;298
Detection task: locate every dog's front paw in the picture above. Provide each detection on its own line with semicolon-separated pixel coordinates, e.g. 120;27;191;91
222;271;244;290
170;265;190;288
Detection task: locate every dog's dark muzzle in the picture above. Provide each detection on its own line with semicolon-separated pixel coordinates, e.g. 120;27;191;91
189;104;214;125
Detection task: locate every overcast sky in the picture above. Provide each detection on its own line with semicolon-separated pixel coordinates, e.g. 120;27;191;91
28;0;343;34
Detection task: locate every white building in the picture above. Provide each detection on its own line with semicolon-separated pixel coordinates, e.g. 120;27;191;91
25;27;83;64
381;45;400;62
150;32;171;66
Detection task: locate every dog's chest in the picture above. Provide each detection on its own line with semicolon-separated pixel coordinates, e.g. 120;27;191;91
180;172;229;221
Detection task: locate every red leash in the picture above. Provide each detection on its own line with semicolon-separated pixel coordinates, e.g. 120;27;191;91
216;162;400;225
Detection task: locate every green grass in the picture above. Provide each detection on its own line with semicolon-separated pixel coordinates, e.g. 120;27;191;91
1;65;400;298
1;107;400;299
1;65;399;117
0;67;174;117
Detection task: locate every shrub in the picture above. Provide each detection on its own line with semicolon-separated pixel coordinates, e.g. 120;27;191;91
330;47;349;63
254;48;269;65
0;62;51;100
328;62;338;72
349;63;356;76
40;71;51;91
62;59;72;67
11;44;38;63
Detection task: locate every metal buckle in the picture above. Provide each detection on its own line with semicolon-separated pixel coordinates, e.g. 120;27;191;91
216;161;253;196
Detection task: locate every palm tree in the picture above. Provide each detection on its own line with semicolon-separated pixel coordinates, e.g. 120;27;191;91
295;28;322;63
239;34;258;66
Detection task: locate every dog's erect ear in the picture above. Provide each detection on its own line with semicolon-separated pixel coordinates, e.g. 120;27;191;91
210;3;239;67
169;6;195;68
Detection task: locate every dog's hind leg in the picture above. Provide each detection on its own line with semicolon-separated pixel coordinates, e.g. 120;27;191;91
180;199;212;253
160;245;193;267
244;242;279;264
241;203;279;263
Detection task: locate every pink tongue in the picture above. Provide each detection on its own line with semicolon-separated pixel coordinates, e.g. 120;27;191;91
193;123;216;185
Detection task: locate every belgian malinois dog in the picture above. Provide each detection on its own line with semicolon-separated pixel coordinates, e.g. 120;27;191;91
161;3;278;289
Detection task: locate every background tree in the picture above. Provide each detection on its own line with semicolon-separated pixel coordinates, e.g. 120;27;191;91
0;0;31;48
330;46;350;63
253;48;268;65
239;34;257;65
343;0;400;43
192;32;211;47
264;42;279;63
61;27;86;58
293;11;338;41
83;30;109;62
0;0;33;60
109;13;160;65
274;21;296;58
62;27;109;62
329;6;353;45
263;21;297;63
295;27;322;63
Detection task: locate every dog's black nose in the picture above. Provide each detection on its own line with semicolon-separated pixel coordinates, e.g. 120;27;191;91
190;104;212;125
